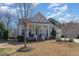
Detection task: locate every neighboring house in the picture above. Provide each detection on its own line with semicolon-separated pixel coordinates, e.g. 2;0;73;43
9;28;17;39
61;22;79;38
18;12;61;40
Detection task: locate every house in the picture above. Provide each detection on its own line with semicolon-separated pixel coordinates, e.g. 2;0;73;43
18;12;61;40
61;22;79;38
9;28;17;39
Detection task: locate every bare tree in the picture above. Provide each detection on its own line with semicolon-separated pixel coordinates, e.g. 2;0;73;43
17;3;38;49
0;9;13;40
4;10;12;29
61;20;67;42
18;3;35;48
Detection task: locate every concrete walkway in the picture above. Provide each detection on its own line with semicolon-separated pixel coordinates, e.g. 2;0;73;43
61;38;79;43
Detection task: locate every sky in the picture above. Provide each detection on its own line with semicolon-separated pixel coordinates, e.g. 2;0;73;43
0;3;79;24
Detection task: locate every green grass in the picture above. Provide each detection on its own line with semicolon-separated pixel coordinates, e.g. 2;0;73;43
0;48;14;56
0;48;10;52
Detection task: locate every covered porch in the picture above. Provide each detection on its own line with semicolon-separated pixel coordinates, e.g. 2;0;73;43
21;23;51;40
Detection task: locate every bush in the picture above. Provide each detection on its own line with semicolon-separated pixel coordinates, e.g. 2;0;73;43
68;38;73;42
17;35;24;42
77;36;79;39
3;30;8;41
61;35;64;38
0;30;8;41
0;31;3;39
56;39;61;42
51;27;56;39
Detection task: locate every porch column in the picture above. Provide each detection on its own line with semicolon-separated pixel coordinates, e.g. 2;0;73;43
34;24;36;35
19;26;22;35
42;26;44;40
35;26;37;40
26;24;29;38
48;25;50;38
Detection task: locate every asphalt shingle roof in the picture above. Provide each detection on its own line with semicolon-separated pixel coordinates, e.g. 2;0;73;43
18;12;51;24
29;12;50;23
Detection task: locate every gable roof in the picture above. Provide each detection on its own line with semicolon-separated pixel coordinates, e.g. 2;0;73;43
29;12;50;23
18;12;51;24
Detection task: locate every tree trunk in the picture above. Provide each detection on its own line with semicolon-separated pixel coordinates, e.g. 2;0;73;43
65;32;67;42
24;29;27;47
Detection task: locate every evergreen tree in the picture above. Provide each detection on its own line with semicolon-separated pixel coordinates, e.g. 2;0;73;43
51;27;56;39
0;21;8;41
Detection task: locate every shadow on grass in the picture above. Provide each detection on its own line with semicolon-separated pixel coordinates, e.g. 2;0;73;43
6;51;17;56
6;47;32;56
0;41;8;43
0;39;53;45
7;39;46;45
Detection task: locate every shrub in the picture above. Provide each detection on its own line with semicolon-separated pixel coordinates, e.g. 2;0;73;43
68;38;73;42
0;30;8;41
17;35;24;42
51;27;56;39
61;35;64;38
56;39;61;42
3;30;8;41
0;31;3;39
77;36;79;39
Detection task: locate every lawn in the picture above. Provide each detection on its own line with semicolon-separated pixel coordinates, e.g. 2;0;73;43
0;40;79;56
